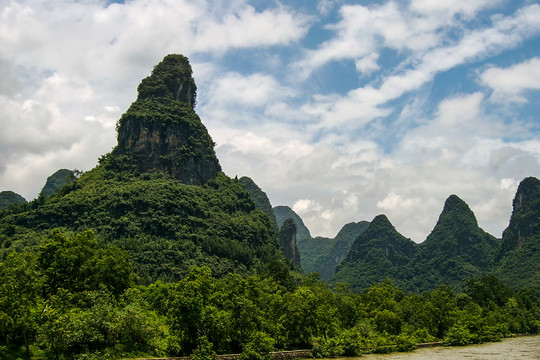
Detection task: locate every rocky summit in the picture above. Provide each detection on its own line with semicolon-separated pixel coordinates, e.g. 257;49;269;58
114;54;221;185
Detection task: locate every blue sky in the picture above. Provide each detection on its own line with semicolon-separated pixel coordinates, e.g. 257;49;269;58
1;0;539;242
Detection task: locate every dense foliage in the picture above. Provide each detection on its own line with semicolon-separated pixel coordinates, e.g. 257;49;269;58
0;161;283;283
1;238;539;360
331;193;539;294
334;215;416;292
239;177;279;232
40;169;78;198
0;191;27;210
494;177;540;291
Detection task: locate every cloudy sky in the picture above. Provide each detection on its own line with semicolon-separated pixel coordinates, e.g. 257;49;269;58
1;0;540;242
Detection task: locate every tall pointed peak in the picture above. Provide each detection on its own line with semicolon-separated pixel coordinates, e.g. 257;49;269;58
512;176;540;213
436;194;478;227
499;176;540;254
370;214;394;229
113;54;220;185
442;194;472;214
137;54;197;107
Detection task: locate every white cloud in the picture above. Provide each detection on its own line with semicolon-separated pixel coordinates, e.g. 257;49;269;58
203;72;296;108
293;199;323;214
480;57;540;103
292;3;540;136
410;0;499;18
193;5;312;52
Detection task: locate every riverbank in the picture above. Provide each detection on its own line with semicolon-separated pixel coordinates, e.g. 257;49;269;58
358;335;540;360
128;334;540;360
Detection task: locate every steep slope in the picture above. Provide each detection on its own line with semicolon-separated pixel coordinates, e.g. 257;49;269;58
409;195;500;292
239;176;279;232
0;55;282;283
273;206;333;274
273;206;367;278
278;218;301;268
495;177;540;291
312;221;369;281
113;54;220;185
40;169;78;198
333;215;416;291
273;205;311;241
0;191;27;210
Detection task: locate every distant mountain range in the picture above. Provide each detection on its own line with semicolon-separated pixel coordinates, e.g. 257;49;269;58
274;178;540;293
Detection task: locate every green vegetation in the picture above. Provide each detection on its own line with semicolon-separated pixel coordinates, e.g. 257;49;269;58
0;191;27;210
333;215;416;292
1;243;538;359
331;193;539;294
40;169;79;198
0;167;282;283
239;177;279;232
494;177;540;291
274;206;368;280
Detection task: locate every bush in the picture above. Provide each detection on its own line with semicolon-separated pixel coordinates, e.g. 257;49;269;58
239;332;275;360
443;324;473;346
312;336;344;358
192;336;217;360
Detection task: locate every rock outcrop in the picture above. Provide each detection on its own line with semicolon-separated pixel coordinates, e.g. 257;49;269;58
278;218;301;268
114;54;220;185
498;177;540;257
494;177;540;291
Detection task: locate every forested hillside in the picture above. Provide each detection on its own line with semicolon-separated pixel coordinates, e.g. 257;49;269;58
273;205;368;280
0;55;285;283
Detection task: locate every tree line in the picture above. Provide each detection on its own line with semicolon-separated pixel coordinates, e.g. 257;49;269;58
1;230;539;360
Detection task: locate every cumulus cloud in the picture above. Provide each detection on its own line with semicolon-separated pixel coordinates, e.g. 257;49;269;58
480;57;540;103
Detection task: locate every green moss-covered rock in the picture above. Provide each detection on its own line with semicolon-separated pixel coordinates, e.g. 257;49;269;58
114;55;220;185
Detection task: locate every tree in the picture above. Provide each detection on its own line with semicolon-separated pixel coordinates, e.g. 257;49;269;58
0;252;42;359
38;229;134;297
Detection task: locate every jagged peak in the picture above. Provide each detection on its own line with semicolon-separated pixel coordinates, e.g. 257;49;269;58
113;54;220;185
436;194;478;227
137;54;197;107
513;176;540;213
370;214;394;229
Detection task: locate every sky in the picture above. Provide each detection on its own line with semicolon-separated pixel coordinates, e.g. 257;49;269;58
1;0;540;243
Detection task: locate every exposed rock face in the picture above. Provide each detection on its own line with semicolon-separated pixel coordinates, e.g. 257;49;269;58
494;177;540;291
499;177;540;257
274;205;311;242
279;218;301;268
114;54;220;185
